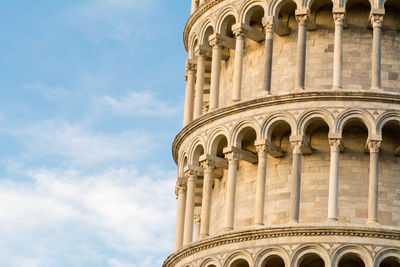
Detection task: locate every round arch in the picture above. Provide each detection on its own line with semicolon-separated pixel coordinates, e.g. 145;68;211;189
261;112;296;141
207;126;231;155
254;247;290;267
188;32;199;59
374;249;400;267
216;6;239;34
291;245;330;267
305;0;335;9
200;256;222;267
231;119;260;147
331;245;372;267
223;251;254;267
297;109;335;136
189;137;206;165
178;151;189;177
336;109;376;137
239;0;267;24
376;111;400;136
199;19;216;46
268;0;298;16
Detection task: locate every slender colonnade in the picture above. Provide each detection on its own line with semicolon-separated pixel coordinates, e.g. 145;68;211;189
165;0;400;266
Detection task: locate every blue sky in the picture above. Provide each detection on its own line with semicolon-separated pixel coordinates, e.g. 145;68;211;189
0;0;188;266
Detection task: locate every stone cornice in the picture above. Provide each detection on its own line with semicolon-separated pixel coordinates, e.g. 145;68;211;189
172;91;400;163
163;225;400;267
184;0;225;51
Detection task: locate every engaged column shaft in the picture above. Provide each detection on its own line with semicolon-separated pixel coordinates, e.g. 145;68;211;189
200;160;215;237
333;12;345;89
174;181;187;251
183;173;196;244
295;14;308;90
183;63;196;126
254;143;268;225
224;151;239;231
232;29;246;102
209;38;223;111
290;139;303;223
368;140;381;223
193;54;205;118
328;138;341;221
262;17;275;93
371;14;384;90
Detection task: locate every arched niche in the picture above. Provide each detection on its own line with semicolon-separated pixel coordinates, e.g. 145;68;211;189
338;253;366;267
298;253;325;267
261;255;285;267
379;256;400;267
230;259;250;267
345;0;371;28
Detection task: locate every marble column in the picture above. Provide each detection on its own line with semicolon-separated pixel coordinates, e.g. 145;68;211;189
209;37;223;111
328;138;341;221
290;140;303;223
367;140;382;224
262;17;275;93
254;143;268;225
174;179;187;251
295;14;308;91
224;151;239;231
183;172;196;244
333;12;345;89
371;14;384;90
183;62;196;126
200;160;215;237
232;28;246;102
193;54;205;118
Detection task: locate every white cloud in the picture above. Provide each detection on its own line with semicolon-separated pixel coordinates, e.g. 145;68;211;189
0;166;176;267
100;91;180;117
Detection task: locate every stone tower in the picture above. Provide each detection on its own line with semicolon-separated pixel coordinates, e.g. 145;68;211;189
164;0;400;266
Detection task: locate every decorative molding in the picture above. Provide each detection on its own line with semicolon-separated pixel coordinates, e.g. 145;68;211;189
163;226;400;267
172;91;400;164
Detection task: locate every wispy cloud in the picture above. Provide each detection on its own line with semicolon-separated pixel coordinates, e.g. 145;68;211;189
6;120;154;167
100;91;180;117
0;166;176;267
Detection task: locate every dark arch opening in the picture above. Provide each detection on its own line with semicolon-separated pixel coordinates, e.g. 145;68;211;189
380;256;400;267
304;118;330;151
310;0;333;28
261;255;285;267
278;1;297;29
338;253;365;267
231;259;250;267
299;253;324;267
269;121;291;152
237;127;257;153
220;15;236;38
345;0;371;28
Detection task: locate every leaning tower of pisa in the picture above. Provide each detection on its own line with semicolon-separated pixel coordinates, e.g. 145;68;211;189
163;0;400;266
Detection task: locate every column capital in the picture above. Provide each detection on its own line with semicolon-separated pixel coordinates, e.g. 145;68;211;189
368;140;382;153
255;143;268;159
209;36;224;48
186;61;197;72
184;169;197;180
262;16;275;32
200;159;216;173
329;138;342;153
232;27;247;38
194;213;201;223
295;9;309;26
175;176;187;197
371;14;384;28
290;140;304;154
224;151;240;164
333;12;346;25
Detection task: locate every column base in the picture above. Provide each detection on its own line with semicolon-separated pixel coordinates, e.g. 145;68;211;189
223;227;233;232
327;218;338;224
254;223;264;227
367;219;379;225
200;234;209;238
